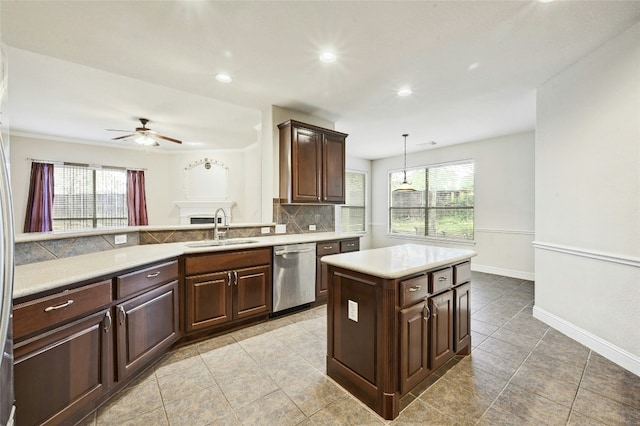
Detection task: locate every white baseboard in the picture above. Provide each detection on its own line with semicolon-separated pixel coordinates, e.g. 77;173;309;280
533;306;640;377
471;264;534;281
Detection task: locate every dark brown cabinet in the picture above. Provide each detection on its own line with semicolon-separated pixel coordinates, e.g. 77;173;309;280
13;259;180;426
184;248;271;333
115;280;179;381
429;289;454;370
326;255;473;420
399;300;431;394
315;238;360;303
13;279;113;426
278;120;347;204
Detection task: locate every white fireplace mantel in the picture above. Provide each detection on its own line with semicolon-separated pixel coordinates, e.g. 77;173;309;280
175;200;235;225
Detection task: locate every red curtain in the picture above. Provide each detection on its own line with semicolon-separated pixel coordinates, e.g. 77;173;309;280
23;162;54;233
127;170;148;226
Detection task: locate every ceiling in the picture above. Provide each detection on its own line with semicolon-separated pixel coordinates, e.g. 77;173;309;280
2;1;639;160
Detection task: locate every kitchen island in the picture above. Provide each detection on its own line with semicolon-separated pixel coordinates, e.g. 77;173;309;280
321;244;476;420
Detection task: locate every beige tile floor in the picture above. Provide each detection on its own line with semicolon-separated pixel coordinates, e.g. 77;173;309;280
80;272;640;425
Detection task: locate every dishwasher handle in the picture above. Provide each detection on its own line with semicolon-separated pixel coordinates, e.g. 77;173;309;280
274;248;315;256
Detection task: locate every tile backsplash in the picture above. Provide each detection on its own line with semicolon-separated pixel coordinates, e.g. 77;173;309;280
14;202;335;265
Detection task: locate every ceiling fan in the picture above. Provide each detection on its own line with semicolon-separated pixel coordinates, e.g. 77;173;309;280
107;118;182;146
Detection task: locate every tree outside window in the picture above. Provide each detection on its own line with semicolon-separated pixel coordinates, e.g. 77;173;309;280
389;161;474;240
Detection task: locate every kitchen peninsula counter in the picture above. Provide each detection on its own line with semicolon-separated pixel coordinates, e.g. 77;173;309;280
13;231;362;299
321;244;476;420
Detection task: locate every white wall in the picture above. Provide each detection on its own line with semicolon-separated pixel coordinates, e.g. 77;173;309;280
10;134;262;229
370;132;535;279
534;22;640;375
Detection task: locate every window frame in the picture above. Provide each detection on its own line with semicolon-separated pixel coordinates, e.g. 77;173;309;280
338;169;368;234
52;163;129;231
387;159;475;245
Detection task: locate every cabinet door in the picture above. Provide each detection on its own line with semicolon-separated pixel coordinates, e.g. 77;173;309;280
322;132;346;203
454;282;471;353
429;290;455;370
233;265;271;320
14;310;112;426
116;281;179;381
292;126;322;202
316;241;340;301
185;271;232;332
399;301;431;394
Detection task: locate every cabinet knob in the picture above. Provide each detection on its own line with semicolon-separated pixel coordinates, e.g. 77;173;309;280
118;306;126;325
104;310;112;333
423;303;431;320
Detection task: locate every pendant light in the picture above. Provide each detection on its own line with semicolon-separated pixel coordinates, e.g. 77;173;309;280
395;133;415;192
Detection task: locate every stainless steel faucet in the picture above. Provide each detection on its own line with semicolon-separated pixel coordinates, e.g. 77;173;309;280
213;208;227;241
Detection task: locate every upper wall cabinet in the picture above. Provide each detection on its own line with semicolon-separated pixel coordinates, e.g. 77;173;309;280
278;120;347;204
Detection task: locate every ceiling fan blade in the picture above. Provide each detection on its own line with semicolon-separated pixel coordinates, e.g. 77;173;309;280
112;134;135;140
155;134;183;144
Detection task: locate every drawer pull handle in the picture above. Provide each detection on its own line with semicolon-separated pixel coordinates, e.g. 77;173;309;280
227;272;232;286
438;276;448;282
408;285;422;292
233;271;239;286
431;300;438;317
323;246;334;250
118;306;126;325
423;303;431;320
104;311;112;333
146;272;161;278
44;300;74;312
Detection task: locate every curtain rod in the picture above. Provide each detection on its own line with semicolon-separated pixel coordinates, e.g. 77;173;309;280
27;158;147;171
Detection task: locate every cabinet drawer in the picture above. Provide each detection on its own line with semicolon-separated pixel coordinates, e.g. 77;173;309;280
317;241;340;256
454;262;471;286
340;239;360;253
399;274;429;308
185;248;271;276
13;279;112;340
116;260;178;299
429;268;453;294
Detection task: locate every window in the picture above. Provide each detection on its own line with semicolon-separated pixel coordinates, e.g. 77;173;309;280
340;171;366;232
389;161;474;240
53;164;128;230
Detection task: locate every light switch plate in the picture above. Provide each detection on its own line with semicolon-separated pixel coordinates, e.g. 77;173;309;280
309;224;316;231
348;300;358;322
261;227;270;234
114;234;127;245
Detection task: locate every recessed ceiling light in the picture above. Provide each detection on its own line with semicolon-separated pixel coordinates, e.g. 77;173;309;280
538;0;555;3
319;51;337;63
215;73;232;83
397;87;412;97
467;62;479;71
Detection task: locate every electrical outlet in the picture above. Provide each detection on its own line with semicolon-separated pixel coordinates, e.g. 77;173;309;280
275;224;286;234
261;227;270;234
309;224;316;231
114;234;127;245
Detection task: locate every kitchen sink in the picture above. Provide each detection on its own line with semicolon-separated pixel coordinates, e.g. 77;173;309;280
184;239;258;248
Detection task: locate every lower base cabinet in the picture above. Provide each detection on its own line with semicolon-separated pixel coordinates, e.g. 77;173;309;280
14;310;112;426
399;301;431;394
429;289;455;371
116;280;180;381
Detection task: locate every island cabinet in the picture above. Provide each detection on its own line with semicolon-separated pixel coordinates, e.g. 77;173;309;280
315;237;360;303
278;119;347;204
184;248;271;334
12;258;179;426
323;244;475;420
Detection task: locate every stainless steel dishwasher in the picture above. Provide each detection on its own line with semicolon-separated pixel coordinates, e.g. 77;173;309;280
272;243;316;313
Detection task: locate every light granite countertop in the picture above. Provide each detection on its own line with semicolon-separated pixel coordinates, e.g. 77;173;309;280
321;244;477;279
13;232;363;299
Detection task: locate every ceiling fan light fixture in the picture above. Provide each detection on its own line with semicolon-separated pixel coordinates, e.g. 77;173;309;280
319;51;337;63
135;134;156;146
215;73;232;83
397;87;412;97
